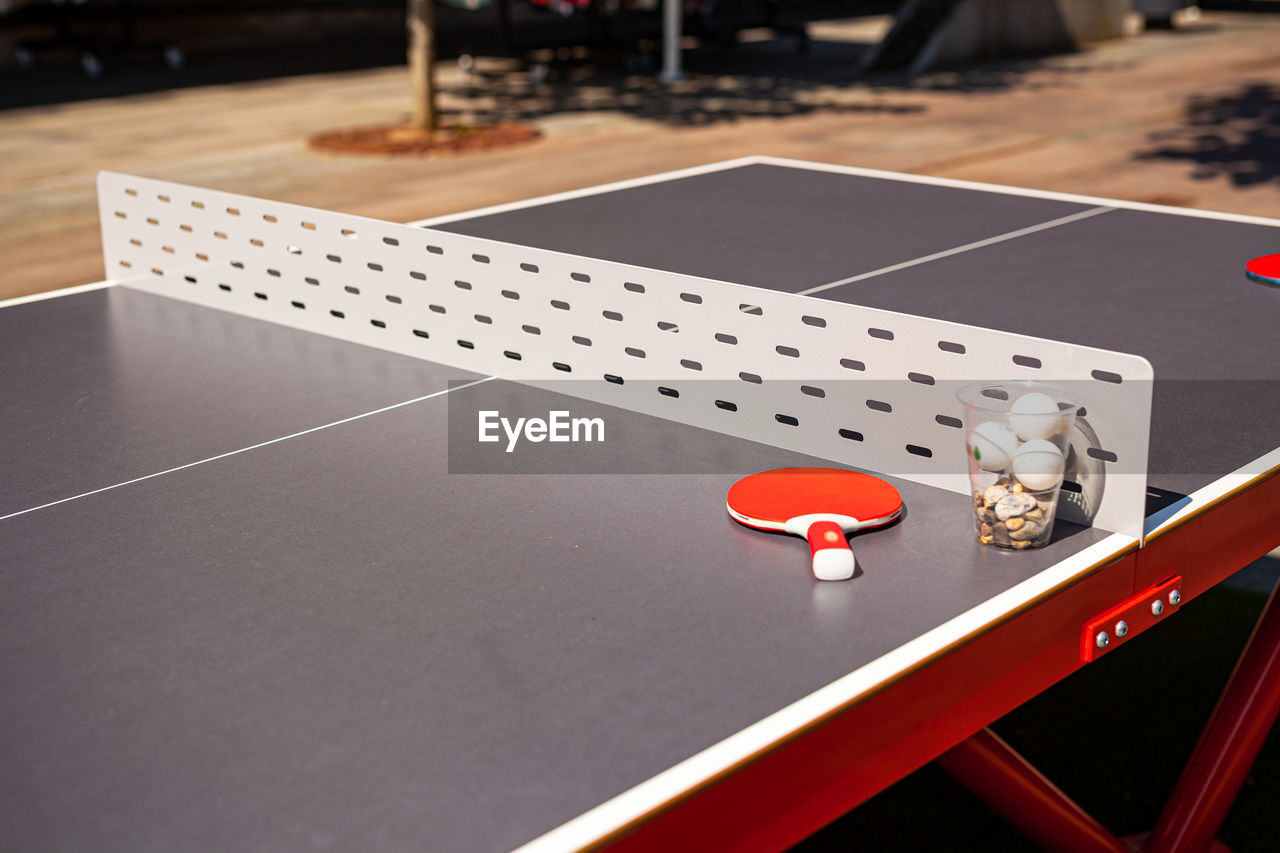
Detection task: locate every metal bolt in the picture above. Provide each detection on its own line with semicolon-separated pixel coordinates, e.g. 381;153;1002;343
1115;620;1129;638
1096;631;1110;649
1169;589;1182;606
1152;599;1165;616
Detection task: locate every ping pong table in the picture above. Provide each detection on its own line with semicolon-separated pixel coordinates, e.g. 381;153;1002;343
2;157;1277;852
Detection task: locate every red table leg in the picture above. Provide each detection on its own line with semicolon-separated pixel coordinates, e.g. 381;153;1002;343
1145;578;1280;853
937;727;1129;853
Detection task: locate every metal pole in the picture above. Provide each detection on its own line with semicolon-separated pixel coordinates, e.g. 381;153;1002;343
1147;577;1280;853
659;0;683;83
937;728;1128;853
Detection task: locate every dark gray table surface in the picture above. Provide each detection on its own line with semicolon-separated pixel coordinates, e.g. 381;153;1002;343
439;163;1280;499
3;162;1276;852
1;287;1102;852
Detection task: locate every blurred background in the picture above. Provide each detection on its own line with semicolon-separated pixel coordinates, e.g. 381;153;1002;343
2;0;1278;848
2;0;1278;303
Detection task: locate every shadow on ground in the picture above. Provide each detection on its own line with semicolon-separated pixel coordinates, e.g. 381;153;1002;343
4;0;1142;126
0;1;895;111
437;36;1142;129
441;38;925;128
904;54;1138;93
1136;82;1280;188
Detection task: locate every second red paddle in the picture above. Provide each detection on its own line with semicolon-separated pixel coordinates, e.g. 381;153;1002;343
726;467;904;581
1246;254;1280;287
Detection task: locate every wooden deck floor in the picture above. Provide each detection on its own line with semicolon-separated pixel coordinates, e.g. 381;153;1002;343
2;10;1278;301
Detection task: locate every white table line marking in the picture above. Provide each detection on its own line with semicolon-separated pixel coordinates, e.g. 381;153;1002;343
0;376;497;523
798;206;1116;297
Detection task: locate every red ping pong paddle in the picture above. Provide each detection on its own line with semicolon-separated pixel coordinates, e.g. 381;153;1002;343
726;467;903;581
1246;254;1280;287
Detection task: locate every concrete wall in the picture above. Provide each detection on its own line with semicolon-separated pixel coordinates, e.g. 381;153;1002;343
1059;0;1133;42
919;0;1131;73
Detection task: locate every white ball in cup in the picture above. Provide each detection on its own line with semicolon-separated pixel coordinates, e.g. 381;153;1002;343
970;421;1018;472
1013;439;1066;492
1009;392;1061;441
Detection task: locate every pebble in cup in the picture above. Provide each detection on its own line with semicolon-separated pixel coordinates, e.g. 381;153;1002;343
957;382;1081;549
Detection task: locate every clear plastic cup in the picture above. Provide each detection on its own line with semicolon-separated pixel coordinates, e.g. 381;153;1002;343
957;381;1082;550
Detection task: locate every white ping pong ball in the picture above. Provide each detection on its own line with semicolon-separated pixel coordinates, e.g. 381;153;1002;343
1012;439;1066;492
1008;392;1061;441
970;421;1018;472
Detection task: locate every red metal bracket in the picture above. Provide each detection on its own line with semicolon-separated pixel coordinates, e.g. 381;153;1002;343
1080;575;1183;663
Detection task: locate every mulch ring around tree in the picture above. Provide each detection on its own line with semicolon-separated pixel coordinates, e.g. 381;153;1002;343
308;122;542;156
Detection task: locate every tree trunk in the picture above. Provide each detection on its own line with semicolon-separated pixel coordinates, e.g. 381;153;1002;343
407;0;437;131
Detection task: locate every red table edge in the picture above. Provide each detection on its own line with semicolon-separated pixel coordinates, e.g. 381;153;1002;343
1137;460;1280;594
590;466;1280;852
587;547;1139;851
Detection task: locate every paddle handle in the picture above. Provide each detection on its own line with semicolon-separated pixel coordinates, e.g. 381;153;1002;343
806;520;855;581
